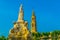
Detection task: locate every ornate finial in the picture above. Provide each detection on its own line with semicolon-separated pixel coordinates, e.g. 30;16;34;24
20;4;23;12
32;10;35;16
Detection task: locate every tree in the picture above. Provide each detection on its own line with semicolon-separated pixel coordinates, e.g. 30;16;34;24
0;36;7;40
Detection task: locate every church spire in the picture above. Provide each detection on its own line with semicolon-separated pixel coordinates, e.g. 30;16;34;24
31;10;36;33
17;4;24;22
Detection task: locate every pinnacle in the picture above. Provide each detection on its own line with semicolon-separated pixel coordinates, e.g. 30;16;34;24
20;4;23;12
32;10;35;16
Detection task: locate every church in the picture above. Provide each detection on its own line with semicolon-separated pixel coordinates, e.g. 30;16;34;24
8;4;37;40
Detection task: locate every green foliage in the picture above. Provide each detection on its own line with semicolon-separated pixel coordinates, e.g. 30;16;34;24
31;30;60;40
0;36;8;40
32;32;40;40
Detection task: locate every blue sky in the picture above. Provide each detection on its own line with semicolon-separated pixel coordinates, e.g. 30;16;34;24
0;0;60;36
